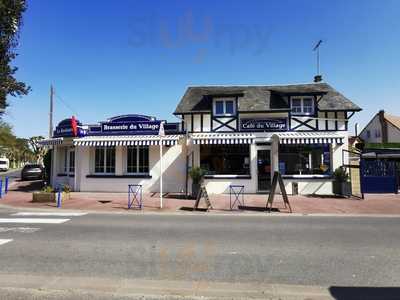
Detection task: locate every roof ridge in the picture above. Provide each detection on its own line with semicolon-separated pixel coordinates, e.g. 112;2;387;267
186;82;328;88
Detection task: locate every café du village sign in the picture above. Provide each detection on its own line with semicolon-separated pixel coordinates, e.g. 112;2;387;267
240;118;287;132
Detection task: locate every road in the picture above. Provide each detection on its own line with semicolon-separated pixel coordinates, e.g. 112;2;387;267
0;168;21;185
0;208;399;299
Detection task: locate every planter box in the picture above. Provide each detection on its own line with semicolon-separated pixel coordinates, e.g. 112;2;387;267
192;183;201;199
332;181;352;197
32;192;70;203
32;192;55;203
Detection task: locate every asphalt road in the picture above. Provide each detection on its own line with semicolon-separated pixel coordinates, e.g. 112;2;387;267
0;208;399;299
0;168;21;185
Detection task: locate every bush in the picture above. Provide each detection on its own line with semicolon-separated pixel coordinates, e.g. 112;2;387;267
62;185;71;193
333;167;349;183
189;167;206;184
41;185;54;193
43;150;52;183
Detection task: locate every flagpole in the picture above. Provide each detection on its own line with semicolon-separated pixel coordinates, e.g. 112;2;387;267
160;139;163;209
159;122;165;209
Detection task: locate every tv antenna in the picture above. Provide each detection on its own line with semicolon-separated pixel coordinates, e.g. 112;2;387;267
313;40;323;76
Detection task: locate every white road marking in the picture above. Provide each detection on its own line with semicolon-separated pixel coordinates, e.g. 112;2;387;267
0;239;13;246
0;218;70;224
0;227;40;233
11;212;87;217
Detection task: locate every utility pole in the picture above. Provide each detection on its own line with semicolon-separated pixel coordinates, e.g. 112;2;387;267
49;85;54;138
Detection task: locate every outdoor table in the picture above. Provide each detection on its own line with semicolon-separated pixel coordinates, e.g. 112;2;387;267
229;185;244;210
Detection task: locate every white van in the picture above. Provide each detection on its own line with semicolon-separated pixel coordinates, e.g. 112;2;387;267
0;158;9;172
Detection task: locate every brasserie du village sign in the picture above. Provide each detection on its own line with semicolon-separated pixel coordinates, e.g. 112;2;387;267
240;118;287;131
101;121;160;133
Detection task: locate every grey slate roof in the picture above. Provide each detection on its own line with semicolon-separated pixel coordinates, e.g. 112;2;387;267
174;82;361;114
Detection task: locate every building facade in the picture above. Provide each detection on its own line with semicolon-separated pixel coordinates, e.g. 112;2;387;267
41;82;361;195
359;110;400;144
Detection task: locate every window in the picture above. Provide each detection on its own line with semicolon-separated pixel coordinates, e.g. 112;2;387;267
213;99;235;116
63;148;68;173
366;130;371;138
69;150;75;173
127;146;149;174
200;144;250;175
62;147;74;174
94;147;115;174
375;129;381;138
279;144;331;175
291;98;302;114
291;97;314;115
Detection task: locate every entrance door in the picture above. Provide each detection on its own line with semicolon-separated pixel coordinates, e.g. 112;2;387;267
257;149;271;192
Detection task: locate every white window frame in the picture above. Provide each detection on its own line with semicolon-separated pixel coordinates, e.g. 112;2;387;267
126;146;149;175
94;147;115;174
68;148;75;174
62;147;74;175
290;96;315;115
213;99;236;116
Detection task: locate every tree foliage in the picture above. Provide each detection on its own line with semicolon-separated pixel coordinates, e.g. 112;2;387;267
28;135;46;163
0;0;30;112
0;120;36;167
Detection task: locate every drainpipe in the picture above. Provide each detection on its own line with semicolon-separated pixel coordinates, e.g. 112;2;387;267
378;110;388;143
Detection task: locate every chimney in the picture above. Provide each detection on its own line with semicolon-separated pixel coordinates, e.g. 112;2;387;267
314;75;322;82
378;110;388;143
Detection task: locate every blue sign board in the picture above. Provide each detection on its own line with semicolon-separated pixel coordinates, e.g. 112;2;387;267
240;118;287;131
90;115;181;135
101;121;161;134
53;118;86;138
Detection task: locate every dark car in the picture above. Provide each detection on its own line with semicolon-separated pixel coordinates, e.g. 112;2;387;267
21;164;44;181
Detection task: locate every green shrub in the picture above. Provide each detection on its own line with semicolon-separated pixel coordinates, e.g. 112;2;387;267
62;185;71;193
189;167;206;184
333;167;349;182
41;185;54;193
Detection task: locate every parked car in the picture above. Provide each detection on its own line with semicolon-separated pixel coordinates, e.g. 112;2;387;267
21;164;44;181
0;158;9;172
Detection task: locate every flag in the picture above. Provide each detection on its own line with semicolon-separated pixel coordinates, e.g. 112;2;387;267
71;116;78;137
158;121;165;137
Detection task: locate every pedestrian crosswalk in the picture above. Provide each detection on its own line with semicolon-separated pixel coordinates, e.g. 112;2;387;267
0;211;87;247
11;212;87;217
0;218;70;224
0;239;13;246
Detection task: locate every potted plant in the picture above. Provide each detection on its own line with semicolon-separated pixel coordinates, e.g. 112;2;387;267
62;184;71;201
189;167;205;198
332;167;351;197
32;185;55;203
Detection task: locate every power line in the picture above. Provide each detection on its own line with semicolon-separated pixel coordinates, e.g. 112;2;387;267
53;91;78;117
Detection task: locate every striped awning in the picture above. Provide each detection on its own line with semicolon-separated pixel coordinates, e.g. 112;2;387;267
276;132;345;145
38;137;64;146
73;135;183;146
191;133;255;145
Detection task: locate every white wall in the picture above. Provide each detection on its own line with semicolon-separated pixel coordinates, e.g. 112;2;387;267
75;142;187;193
387;122;400;142
359;114;382;143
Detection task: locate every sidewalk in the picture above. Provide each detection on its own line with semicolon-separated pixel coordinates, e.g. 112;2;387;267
2;179;400;215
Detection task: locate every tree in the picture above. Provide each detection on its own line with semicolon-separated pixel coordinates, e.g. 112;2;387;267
28;136;46;164
0;120;34;167
0;0;30;113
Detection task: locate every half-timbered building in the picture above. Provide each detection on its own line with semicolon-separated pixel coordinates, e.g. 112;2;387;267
174;82;361;194
40;82;361;196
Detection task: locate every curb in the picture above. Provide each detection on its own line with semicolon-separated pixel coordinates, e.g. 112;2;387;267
1;203;400;218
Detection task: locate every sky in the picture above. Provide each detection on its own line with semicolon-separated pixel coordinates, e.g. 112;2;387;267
3;0;400;138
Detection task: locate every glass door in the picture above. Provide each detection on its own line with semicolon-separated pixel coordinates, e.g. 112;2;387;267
257;149;271;192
